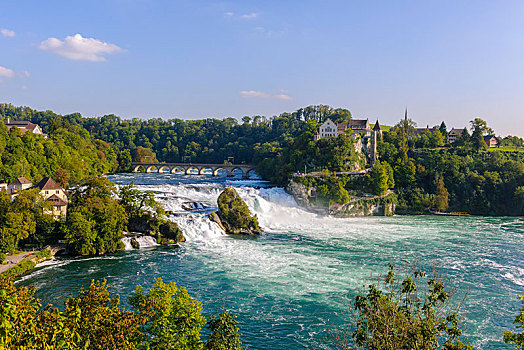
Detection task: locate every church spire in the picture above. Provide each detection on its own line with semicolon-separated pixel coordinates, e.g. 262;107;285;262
404;107;408;121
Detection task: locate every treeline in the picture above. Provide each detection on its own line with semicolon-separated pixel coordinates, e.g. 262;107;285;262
0;178;183;260
0;276;242;349
1;103;351;168
0;118;116;185
377;119;524;215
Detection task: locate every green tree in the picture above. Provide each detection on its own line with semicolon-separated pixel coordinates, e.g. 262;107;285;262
434;176;449;211
504;295;524;349
370;161;389;196
66;177;127;255
327;263;472;350
470;118;494;136
205;309;242;350
129;278;206;350
471;126;487;152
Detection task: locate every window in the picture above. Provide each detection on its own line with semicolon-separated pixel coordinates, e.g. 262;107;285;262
56;190;59;194
45;190;48;194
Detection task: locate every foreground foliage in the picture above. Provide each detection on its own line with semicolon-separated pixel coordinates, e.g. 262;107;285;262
327;263;472;350
0;276;242;350
504;295;524;349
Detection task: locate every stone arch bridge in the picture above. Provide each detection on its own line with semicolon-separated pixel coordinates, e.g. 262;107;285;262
131;162;257;178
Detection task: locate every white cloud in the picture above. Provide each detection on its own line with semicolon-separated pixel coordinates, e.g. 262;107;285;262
0;66;15;78
240;90;292;100
38;34;123;62
240;12;258;19
21;85;27;90
23;70;30;78
224;12;234;17
1;29;15;37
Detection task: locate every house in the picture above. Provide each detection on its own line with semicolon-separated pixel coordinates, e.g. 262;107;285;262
349;119;371;135
8;177;32;194
4;119;47;138
316;118;338;139
447;128;464;143
484;135;499;148
33;177;68;219
0;183;7;192
315;118;371;140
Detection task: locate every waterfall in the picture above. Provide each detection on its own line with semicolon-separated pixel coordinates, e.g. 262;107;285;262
135;235;159;248
121;235;158;249
122;237;133;250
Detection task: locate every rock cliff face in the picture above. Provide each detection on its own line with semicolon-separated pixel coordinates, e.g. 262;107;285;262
286;179;396;217
209;187;261;235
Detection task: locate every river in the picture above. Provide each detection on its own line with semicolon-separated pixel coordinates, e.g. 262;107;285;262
19;173;524;349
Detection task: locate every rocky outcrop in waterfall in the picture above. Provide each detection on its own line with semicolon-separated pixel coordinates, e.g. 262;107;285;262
286;178;396;217
209;187;261;235
127;214;186;244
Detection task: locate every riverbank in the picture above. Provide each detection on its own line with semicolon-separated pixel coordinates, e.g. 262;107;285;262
0;247;57;280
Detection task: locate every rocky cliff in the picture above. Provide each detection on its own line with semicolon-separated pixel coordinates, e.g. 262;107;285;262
286;179;396;217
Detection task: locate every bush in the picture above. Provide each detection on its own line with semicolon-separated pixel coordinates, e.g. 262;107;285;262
327;263;472;350
504;295;524;349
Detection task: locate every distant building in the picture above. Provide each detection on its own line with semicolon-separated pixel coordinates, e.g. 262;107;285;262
316;119;338;140
447;128;465;143
315;118;371;140
484;135;499;148
414;127;438;137
8;177;32;194
0;183;7;192
373;120;383;136
4;119;47;138
349;119;371;135
33;177;68;219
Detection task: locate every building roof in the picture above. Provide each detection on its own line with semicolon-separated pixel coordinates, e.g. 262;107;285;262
483;135;498;141
349;119;369;129
5;120;32;126
373;120;381;131
414;127;437;136
449;128;465;135
34;177;63;191
9;177;32;186
337;123;348;132
46;194;67;206
5;120;41;134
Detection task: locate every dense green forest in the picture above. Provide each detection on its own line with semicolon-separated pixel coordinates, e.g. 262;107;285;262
0;117;116;185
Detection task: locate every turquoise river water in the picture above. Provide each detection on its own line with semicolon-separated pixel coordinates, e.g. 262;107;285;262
19;173;524;349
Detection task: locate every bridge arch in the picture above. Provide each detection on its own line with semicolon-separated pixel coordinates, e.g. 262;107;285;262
158;165;171;173
185;166;200;175
171;166;186;174
213;168;228;177
199;167;214;175
230;167;245;178
133;165;146;173
246;168;257;178
146;165;159;173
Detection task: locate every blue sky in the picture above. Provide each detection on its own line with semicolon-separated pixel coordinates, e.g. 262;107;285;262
1;0;524;136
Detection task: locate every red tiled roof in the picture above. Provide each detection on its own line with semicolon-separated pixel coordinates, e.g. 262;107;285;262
46;194;67;206
10;177;32;186
34;177;63;190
